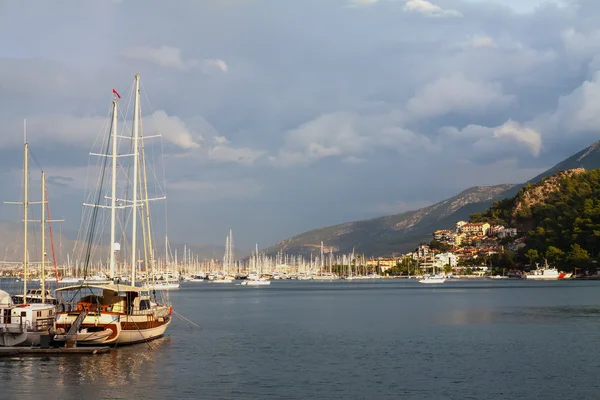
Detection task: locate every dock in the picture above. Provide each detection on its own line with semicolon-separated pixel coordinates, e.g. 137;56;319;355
0;346;110;357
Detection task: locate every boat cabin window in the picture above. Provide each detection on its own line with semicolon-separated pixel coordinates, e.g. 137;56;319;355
21;312;26;317
139;299;151;310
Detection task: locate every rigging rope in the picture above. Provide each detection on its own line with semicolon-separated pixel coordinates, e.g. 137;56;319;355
45;184;62;303
81;117;114;279
173;309;201;330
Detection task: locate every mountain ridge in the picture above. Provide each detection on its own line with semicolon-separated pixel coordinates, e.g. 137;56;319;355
265;184;516;257
263;140;600;257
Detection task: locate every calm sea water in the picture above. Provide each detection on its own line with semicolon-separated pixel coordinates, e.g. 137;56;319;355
1;279;600;399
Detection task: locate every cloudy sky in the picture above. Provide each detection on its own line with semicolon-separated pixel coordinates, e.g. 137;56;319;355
0;0;599;251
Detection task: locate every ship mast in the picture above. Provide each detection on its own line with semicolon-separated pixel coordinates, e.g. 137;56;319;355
41;172;46;303
23;126;29;301
109;99;118;280
131;74;140;286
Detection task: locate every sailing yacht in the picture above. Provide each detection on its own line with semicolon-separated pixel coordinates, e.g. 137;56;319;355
211;230;236;283
54;74;172;345
418;262;446;284
0;135;57;346
142;237;180;290
241;244;271;286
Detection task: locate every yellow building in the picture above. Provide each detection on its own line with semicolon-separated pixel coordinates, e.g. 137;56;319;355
460;222;490;236
455;233;466;246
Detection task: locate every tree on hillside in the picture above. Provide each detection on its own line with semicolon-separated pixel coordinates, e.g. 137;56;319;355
568;243;589;260
526;249;540;266
489;251;516;270
545;246;564;266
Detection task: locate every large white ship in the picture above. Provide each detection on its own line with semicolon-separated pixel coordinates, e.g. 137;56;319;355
525;261;572;280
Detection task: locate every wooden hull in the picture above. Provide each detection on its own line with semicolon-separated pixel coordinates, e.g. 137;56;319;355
55;308;171;346
117;318;171;344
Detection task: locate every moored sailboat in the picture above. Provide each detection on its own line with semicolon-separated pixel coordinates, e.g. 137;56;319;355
0;132;57;346
53;74;172;345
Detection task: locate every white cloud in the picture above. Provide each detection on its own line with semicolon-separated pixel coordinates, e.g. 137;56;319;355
403;0;462;17
269;112;366;166
208;136;266;165
535;70;600;136
493;120;542;157
468;35;496;49
123;46;228;73
406;74;513;119
200;58;229;73
270;112;433;166
9;110;202;151
342;156;367;164
440;120;542;159
348;0;379;6
149;110;201;150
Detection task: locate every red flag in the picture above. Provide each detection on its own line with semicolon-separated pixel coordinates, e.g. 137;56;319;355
112;88;121;98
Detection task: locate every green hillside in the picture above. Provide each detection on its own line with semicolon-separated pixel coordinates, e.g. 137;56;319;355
471;168;599;269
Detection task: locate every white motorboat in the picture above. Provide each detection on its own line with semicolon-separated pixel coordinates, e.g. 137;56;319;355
418;275;446;284
0;290;55;347
12;288;58;305
241;277;271;286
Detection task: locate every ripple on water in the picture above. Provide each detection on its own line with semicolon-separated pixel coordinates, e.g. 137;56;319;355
1;279;600;399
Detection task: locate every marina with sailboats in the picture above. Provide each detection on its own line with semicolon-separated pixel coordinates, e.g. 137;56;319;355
0;74;175;349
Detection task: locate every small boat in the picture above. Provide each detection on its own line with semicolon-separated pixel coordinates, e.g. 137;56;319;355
12;288;58;305
47;276;83;284
313;273;339;281
241;280;270;286
241;276;271;286
212;278;234;283
142;281;180;290
54;327;114;345
418;274;446;284
188;275;206;282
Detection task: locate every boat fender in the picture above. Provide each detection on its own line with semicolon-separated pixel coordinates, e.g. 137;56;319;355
169;306;173;315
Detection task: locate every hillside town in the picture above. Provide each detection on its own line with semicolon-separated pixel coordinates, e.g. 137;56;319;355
370;221;522;277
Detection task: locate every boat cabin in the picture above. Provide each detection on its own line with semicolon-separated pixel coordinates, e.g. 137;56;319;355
56;284;154;315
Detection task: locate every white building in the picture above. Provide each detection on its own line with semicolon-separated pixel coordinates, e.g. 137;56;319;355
455;221;467;233
498;228;518;238
435;252;458;268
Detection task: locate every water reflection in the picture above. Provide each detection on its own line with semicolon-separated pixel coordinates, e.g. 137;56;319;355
437;309;495;325
0;338;171;398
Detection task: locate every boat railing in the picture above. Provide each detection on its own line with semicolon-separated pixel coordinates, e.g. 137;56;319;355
1;315;26;333
31;316;55;332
